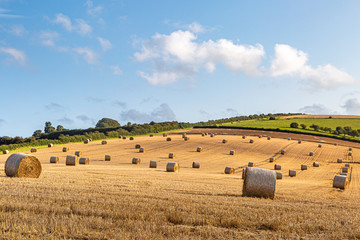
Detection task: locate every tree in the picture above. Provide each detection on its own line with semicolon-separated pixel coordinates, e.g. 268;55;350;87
290;122;299;128
344;126;352;135
349;130;359;137
95;118;121;128
56;125;65;131
44;122;56;133
300;124;306;129
33;130;42;138
336;126;344;135
269;116;276;120
310;124;319;131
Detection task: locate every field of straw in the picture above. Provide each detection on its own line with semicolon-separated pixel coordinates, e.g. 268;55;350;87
0;132;359;239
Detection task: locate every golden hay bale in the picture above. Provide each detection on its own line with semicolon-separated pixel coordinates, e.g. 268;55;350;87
3;150;9;154
5;153;42;178
242;167;276;199
242;135;246;139
169;153;175;159
166;137;172;141
348;152;352;156
333;175;348;189
163;133;167;137
135;144;141;149
349;147;352;151
75;151;82;157
318;144;322;148
119;135;122;139
313;162;320;167
31;148;37;153
342;167;349;173
50;156;59;164
48;143;53;147
298;140;302;144
276;171;282;179
149;160;157;168
101;140;107;145
84;139;89;144
89;138;92;141
288;137;291;140
201;133;205;137
149;134;153;137
192;162;200;168
289;169;296;177
62;147;69;152
337;158;342;163
334;142;338;146
267;136;271;140
281;149;285;155
269;157;274;162
197;147;203;152
79;157;89;165
301;164;308;170
225;167;235;174
123;136;127;140
230;150;235;155
222;139;228;143
139;147;145;153
274;164;281;170
66;155;78;166
345;163;350;167
210;134;215;138
184;136;190;141
130;137;134;140
309;152;314;156
258;135;262;138
248;162;254;167
132;157;140;164
167;162;179;172
249;139;254;143
105;155;111;161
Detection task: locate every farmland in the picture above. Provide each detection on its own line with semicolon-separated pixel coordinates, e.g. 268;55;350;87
0;132;359;239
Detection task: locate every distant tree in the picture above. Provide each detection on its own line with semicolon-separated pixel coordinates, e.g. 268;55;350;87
95;118;121;128
349;130;359;137
269;116;276;120
336;126;344;135
310;124;320;131
329;116;332;119
33;130;42;138
13;136;25;144
344;126;352;135
56;125;65;132
44;122;56;133
290;122;299;128
127;122;132;126
300;124;307;129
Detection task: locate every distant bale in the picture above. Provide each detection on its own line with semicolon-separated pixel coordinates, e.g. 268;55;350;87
288;137;291;140
105;155;111;161
192;162;200;168
342;167;349;173
242;135;246;139
182;133;187;138
309;152;314;156
269;157;274;162
201;133;205;137
31;148;37;153
258;135;262;138
301;164;308;170
166;137;172;141
149;160;157;168
166;162;179;172
345;163;350;167
210;134;215;138
333;175;348;189
298;140;302;144
48;143;53;148
334;142;338;146
163;133;167;137
313;162;320;167
274;164;281;170
66;155;78;166
230;150;235;155
242;167;276;199
62;147;69;152
184;137;190;141
281;150;285;155
135;144;141;149
337;158;343;163
169;153;175;159
289;169;296;177
349;147;353;151
197;147;203;152
267;136;271;140
149;134;153;137
348;152;352;156
5;153;42;178
132;157;140;164
249;139;254;143
102;140;107;145
3;150;9;154
84;139;89;144
225;167;235;174
222;139;228;144
79;157;89;165
318;144;322;148
130;137;134;140
75;151;82;157
139;147;145;153
276;171;282;179
248;162;254;167
123;136;127;140
119;135;122;139
50;156;59;164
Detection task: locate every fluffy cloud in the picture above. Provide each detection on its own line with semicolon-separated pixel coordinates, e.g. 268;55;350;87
97;37;112;51
54;13;92;35
342;98;360;114
85;0;103;16
40;31;59;47
110;65;123;75
271;44;308;76
0;47;26;65
73;47;98;64
298;104;331;114
120;103;176;123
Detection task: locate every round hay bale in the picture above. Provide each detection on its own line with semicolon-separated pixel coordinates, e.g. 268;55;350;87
196;147;203;152
348;151;352;156
167;162;179;172
182;133;187;138
129;137;134;140
135;144;141;149
201;133;205;137
105;155;111;161
242;135;246;139
258;135;262;138
166;137;172;141
337;158;343;163
289;169;296;177
210;134;214;138
149;160;157;168
288;137;291;140
62;147;69;152
3;150;9;154
192;162;200;168
139;147;145;153
89;138;92;141
248;162;254;167
349;147;352;151
75;151;82;157
225;167;235;174
301;164;308;170
267;136;271;140
281;149;285;155
123;136;127;140
269;157;274;162
313;162;320;167
333;175;348;189
84;139;89;144
249;139;254;143
149;134;153;137
119;135;122;139
345;163;350;168
79;157;89;165
342;167;349;173
163;133;167;137
309;152;314;156
184;136;190;141
318;144;322;148
5;153;42;178
276;171;282;179
101;140;107;145
230;150;235;155
31;148;37;153
334;142;338;146
274;164;281;170
66;155;78;166
298;140;302;144
48;143;53;147
50;156;59;164
169;153;175;159
222;139;228;144
132;157;140;164
242;167;276;199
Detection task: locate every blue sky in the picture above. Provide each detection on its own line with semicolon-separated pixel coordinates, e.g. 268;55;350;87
1;0;360;137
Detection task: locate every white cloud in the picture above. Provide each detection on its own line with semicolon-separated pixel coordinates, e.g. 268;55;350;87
73;47;98;64
85;0;103;16
120;103;176;123
54;13;72;31
271;44;307;76
75;19;92;35
8;24;26;37
111;65;123;75
186;22;205;33
0;47;26;65
54;13;92;35
97;37;112;51
342;98;360;114
0;8;23;18
298;104;331;114
40;31;59;47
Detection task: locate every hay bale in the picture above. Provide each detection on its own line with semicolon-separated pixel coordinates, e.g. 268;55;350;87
281;149;285;155
197;147;203;152
132;157;140;164
3;150;9;154
309;152;314;156
130;137;134;140
318;144;322;148
276;171;282;179
340;172;347;176
269;157;274;162
349;147;353;151
342;167;349;173
66;155;78;166
139;147;145;153
249;139;254;143
289;169;296;177
258;135;262;138
5;153;42;178
182;133;187;138
313;162;320;167
288;137;291;140
169;153;175;159
163;133;167;137
192;162;200;168
62;147;69;152
166;137;172;141
242;135;246;139
101;140;107;145
135;144;141;149
298;140;302;144
333;175;348;189
149;134;153;137
345;163;350;167
334;142;338;146
89;138;92;141
184;136;190;141
222;139;228;143
230;150;235;155
225;167;235;174
149;160;157;168
210;134;214;138
337;158;343;163
50;156;59;164
48;143;53;147
166;162;179;172
267;136;271;140
79;157;89;165
242;167;276;199
84;139;89;144
248;162;254;167
119;135;122;139
123;136;126;140
31;148;37;153
201;133;205;136
301;164;308;170
75;151;82;157
105;155;111;161
348;151;352;156
274;164;281;170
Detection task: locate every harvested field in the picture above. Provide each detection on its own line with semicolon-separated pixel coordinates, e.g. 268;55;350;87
0;132;359;239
